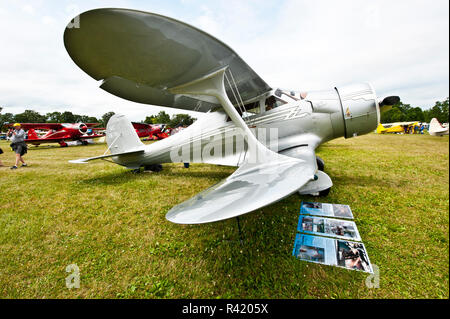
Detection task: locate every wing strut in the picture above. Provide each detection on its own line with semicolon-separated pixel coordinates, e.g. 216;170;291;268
169;67;269;163
165;67;317;223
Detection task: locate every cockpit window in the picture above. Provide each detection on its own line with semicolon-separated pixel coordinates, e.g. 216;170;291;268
265;96;286;111
239;101;260;115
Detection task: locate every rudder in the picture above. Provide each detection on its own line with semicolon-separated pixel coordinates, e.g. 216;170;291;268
106;114;144;154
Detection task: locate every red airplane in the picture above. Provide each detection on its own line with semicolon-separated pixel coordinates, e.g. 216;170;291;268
6;122;104;147
131;122;170;140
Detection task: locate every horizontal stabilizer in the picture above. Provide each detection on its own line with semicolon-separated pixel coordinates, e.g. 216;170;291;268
69;150;144;164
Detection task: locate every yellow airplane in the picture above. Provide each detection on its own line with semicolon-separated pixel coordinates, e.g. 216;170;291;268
376;122;420;134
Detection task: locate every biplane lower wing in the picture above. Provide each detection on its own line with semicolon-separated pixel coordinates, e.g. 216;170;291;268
166;148;316;224
165;68;317;223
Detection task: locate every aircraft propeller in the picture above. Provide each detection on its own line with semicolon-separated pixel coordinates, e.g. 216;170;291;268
379;96;400;113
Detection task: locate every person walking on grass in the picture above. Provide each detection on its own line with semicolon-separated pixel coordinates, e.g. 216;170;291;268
8;123;28;169
0;146;4;167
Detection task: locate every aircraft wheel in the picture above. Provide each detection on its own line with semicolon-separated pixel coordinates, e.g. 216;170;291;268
318;187;331;197
144;164;163;172
316;156;325;171
132;168;141;174
81;140;88;145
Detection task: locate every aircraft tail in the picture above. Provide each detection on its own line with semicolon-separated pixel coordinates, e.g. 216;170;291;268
429;118;444;134
106;114;144;154
376;123;386;134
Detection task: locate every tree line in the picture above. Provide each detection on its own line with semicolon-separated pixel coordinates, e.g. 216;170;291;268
0;110;196;131
380;98;448;124
144;111;196;128
1;98;447;131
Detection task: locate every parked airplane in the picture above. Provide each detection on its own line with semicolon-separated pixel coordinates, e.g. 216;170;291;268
5;122;104;147
376;121;421;134
65;8;399;224
132;122;170;140
429;118;449;136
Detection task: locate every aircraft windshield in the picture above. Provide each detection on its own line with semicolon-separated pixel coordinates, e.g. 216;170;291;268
238;101;260;115
265;96;286;112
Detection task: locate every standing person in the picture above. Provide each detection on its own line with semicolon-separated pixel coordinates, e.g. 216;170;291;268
8;123;28;169
0;146;4;167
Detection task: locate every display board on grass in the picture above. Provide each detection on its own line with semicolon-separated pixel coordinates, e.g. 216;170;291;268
293;202;373;273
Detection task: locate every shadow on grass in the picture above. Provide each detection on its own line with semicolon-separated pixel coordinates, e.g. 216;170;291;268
332;174;384;187
78;165;232;186
27;143;105;151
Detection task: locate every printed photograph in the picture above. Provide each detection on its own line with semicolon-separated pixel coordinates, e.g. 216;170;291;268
336;240;372;273
332;204;353;219
295;245;325;263
325;219;360;241
301;216;325;233
300;202;354;219
298;216;361;241
303;202;322;209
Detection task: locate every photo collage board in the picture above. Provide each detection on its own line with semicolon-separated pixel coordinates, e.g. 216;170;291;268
292;202;373;273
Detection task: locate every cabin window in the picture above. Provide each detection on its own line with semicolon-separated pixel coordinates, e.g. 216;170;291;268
265;96;286;111
228;101;261;121
238;101;260;115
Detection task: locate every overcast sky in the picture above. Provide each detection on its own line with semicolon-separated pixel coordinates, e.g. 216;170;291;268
0;0;448;121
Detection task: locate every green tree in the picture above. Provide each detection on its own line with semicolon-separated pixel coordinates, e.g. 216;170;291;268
169;113;196;128
406;107;425;122
423;98;449;123
46;111;62;123
101;112;116;126
86;116;100;124
144;115;158;124
60;111;77;123
0;112;15;131
154;111;171;124
381;101;425;123
13;110;47;123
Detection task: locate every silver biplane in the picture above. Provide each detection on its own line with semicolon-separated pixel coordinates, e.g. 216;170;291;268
65;8;398;224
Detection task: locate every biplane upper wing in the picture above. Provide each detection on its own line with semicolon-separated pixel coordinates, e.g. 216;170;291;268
85;123;102;128
131;122;151;130
6;123;63;130
64;8;271;112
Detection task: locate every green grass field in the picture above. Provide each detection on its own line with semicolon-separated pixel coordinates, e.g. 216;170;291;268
0;133;448;299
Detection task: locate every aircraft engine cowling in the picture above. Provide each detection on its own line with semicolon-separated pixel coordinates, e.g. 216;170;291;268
78;123;88;134
335;83;380;138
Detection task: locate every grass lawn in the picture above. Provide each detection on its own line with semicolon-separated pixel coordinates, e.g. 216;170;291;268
0;133;448;299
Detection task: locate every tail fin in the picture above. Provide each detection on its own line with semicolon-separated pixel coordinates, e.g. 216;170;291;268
429;118;443;133
106;114;144;154
376;123;386;134
27;128;39;140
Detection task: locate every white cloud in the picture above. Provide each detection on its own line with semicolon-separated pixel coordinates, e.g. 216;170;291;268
0;0;448;121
